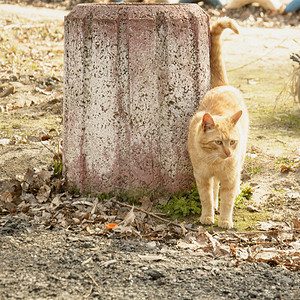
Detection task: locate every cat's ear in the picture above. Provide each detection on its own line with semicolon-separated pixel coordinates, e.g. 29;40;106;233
202;113;215;131
231;110;242;126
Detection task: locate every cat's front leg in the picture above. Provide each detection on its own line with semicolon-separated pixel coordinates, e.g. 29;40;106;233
212;177;220;211
196;178;214;225
218;178;239;229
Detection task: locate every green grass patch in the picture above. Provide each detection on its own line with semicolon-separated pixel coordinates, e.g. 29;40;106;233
244;155;262;177
233;209;271;232
235;182;253;209
158;183;201;220
234;183;272;231
275;156;300;170
158;181;270;231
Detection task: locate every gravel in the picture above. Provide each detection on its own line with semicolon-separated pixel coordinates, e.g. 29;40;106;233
0;2;299;299
0;216;299;299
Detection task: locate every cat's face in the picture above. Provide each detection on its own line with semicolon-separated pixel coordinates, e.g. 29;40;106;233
198;111;242;161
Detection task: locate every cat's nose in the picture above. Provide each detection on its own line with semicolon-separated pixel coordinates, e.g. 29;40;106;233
224;150;231;157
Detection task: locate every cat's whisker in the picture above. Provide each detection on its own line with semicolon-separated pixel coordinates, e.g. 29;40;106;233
208;156;218;164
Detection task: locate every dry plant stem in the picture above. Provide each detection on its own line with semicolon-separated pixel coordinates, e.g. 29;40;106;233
112;200;300;235
111;199;198;232
273;68;300;110
293;39;300;46
85;271;99;287
84;285;93;299
234;241;294;247
228;228;300;235
40;141;56;155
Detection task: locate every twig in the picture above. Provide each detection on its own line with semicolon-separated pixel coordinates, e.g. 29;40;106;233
111;199;198;232
274;64;300;109
231;240;292;247
40;140;56;155
84;285;93;299
3;24;47;30
293;39;300;46
111;199;300;235
85;271;99;287
221;228;300;236
228;38;287;72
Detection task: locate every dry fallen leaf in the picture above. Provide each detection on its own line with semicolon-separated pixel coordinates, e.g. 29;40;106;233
50;196;62;209
256;249;278;261
90;198;99;215
292;219;300;229
290;241;300;251
36;184;51;203
112;224;140;237
107;223;119;230
37;170;52;183
236;248;249;260
139;196;152;211
280;165;291;173
120;206;135;227
41;135;52;141
177;240;206;254
278;231;294;242
1;190;14;203
0;190;17;213
204;231;220;253
257;221;274;231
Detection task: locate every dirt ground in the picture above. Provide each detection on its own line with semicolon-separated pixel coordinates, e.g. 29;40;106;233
0;2;299;226
0;2;299;299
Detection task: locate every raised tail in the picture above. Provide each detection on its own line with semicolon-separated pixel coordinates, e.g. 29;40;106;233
210;17;239;89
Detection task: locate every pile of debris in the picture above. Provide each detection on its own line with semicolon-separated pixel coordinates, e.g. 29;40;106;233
0;168;299;271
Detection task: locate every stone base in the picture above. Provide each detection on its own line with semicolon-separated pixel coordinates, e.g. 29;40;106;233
63;4;210;196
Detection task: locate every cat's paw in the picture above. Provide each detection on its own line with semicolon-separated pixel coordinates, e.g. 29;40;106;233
218;219;233;229
200;215;214;225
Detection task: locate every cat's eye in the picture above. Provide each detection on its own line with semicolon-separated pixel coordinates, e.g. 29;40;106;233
230;140;236;145
215;140;223;145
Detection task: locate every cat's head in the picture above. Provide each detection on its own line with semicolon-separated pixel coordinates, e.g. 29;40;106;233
197;111;242;160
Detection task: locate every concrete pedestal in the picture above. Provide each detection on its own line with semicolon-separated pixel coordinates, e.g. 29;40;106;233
63;4;210;197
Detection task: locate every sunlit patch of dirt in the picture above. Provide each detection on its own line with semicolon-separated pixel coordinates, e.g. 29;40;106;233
0;3;299;299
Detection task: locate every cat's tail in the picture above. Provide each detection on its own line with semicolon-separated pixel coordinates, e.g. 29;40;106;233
210;17;239;89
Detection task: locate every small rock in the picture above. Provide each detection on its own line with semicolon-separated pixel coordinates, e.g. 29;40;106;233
246;204;260;212
0;86;14;97
145;241;156;250
145;269;165;280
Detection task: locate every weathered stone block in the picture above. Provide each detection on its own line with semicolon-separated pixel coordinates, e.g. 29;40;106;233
64;4;210;196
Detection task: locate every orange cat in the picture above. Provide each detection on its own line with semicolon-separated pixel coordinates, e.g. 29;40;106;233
188;18;249;229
